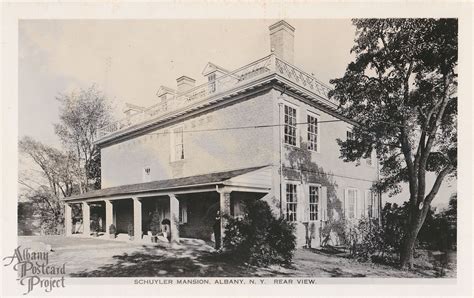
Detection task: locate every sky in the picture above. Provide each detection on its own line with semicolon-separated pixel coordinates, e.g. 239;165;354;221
18;19;456;209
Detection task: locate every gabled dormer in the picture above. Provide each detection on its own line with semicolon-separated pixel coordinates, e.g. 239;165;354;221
123;102;146;116
156;85;176;103
202;62;230;93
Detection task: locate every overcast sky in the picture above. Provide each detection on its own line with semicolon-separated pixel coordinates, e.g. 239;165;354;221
18;19;456;208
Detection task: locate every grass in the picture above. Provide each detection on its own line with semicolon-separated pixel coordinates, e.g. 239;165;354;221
18;236;455;278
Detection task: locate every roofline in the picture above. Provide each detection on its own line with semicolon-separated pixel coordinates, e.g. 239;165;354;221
63;165;272;202
62;181;225;202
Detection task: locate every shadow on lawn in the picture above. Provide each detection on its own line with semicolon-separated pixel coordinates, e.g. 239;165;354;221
70;245;258;277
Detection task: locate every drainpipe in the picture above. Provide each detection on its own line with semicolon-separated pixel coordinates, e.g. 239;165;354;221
278;101;283;219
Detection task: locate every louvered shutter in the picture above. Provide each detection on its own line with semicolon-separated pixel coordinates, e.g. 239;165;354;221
321;186;327;221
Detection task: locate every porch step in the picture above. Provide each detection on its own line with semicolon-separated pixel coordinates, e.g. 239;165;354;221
116;233;131;241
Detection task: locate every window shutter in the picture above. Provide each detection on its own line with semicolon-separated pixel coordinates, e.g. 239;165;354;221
298;184;307;222
374;193;380;218
170;130;175;161
354;189;358;219
344;188;349;219
321;186;327;221
364;190;369;218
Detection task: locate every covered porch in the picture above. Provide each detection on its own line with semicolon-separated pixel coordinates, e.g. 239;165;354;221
63;166;272;247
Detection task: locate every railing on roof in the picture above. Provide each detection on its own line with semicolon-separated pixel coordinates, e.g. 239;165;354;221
97;54;336;139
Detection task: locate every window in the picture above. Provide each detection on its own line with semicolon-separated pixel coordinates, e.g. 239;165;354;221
309;185;319;221
143;167;151;182
346;130;354;140
346;189;358;219
307;114;318;151
208;73;216;93
284;105;297;146
179;202;188;224
171;126;184;161
286;183;298;221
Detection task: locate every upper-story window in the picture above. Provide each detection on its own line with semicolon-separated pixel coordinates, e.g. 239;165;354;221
346;130;354;140
307;114;319;152
171;126;184;161
286;183;298;222
309;185;319;221
284;105;297;146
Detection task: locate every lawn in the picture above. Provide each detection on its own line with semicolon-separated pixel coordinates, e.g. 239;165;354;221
17;236;455;278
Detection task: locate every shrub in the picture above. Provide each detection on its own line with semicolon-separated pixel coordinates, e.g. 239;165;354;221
343;217;387;261
223;200;296;267
320;219;347;246
109;224;116;235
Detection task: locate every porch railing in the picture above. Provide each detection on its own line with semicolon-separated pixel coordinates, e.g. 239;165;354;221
97;54;336;139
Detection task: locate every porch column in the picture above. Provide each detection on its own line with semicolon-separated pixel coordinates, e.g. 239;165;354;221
105;200;113;233
168;194;180;243
82;202;90;236
133;197;142;241
219;190;232;247
64;203;72;236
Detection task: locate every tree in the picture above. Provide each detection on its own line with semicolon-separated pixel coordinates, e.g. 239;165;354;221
19;136;80;234
54;85;113;193
329;19;457;268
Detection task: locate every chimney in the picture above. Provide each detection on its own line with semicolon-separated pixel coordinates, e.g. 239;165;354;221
176;76;196;93
269;20;295;64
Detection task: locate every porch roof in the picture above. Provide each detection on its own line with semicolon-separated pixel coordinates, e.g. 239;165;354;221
63;165;270;201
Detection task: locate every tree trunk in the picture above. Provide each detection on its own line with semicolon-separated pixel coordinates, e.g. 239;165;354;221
400;206;428;269
400;230;417;269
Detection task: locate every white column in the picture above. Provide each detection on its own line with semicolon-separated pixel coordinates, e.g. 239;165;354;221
133;197;142;241
168;194;180;243
105;200;113;233
64;203;72;236
219;190;232;247
82;202;90;236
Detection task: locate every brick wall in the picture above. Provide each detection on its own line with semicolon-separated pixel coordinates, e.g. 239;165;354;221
101;90;275;188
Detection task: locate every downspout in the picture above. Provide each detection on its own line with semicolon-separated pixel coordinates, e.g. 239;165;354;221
278;102;283;218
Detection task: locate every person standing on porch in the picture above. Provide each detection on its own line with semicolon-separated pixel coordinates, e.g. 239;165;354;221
213;210;221;250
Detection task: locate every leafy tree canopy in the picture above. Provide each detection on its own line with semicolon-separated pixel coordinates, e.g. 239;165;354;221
54;85;113;192
329;19;457;197
329;19;457;268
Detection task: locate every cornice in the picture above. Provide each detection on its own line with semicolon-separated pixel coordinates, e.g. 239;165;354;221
96;72;343;147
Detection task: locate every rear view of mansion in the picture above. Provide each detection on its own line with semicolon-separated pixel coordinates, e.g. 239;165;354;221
63;20;381;247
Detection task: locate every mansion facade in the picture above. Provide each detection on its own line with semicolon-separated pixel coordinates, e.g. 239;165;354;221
63;20;381;247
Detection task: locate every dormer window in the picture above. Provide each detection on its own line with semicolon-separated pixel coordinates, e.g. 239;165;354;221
202;62;229;94
208;73;216;82
208;73;216;93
